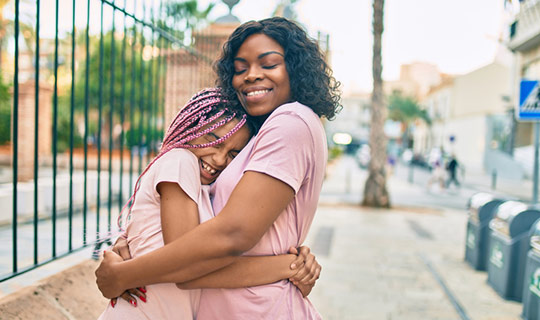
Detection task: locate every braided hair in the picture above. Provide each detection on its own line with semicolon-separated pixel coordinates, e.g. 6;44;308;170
118;87;247;229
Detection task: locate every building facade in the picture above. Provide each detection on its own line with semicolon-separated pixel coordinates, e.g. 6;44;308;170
506;0;540;177
415;61;515;175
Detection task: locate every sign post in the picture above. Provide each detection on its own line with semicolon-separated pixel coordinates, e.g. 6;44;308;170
518;80;540;204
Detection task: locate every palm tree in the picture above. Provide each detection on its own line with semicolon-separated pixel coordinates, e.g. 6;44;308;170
362;0;390;208
158;0;215;44
387;91;431;149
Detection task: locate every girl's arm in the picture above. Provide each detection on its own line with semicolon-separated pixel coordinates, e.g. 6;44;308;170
96;171;296;298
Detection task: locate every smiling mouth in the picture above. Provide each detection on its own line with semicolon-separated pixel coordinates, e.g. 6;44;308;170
245;89;271;97
201;160;217;175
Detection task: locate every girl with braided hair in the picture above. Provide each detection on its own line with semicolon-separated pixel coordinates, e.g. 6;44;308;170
97;16;340;319
98;88;319;320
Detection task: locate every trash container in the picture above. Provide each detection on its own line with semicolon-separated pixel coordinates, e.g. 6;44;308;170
465;193;504;271
487;201;540;302
522;220;540;320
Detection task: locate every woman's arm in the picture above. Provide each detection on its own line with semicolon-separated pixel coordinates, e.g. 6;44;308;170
176;247;321;297
160;182;319;294
96;171;295;298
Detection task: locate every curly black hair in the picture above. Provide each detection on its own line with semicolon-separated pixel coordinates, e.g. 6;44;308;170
214;17;342;120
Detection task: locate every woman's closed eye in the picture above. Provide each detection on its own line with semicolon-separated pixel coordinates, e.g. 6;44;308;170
262;64;278;70
233;61;247;75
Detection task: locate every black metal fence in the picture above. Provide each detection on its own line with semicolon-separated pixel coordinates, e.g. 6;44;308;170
1;0;217;281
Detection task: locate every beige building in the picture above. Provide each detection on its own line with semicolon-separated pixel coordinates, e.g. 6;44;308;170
385;62;444;100
326;92;371;147
417;62;513;173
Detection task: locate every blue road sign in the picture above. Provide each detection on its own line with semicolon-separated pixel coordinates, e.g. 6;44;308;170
519;80;540;121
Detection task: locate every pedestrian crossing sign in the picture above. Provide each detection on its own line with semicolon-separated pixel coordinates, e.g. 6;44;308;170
519;80;540;121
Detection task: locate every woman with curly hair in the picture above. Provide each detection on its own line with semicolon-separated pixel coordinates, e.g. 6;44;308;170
96;17;341;319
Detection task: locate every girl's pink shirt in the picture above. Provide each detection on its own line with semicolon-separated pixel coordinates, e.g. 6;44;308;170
198;102;326;320
99;148;204;320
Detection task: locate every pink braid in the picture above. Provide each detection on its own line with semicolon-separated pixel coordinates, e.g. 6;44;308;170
117;88;248;229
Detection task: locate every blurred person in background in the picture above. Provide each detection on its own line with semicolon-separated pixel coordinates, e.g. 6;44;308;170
445;154;460;188
426;160;446;192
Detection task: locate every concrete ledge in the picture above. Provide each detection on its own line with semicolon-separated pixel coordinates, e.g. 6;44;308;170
0;259;108;320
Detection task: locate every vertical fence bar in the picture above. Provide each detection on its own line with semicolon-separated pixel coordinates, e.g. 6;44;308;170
12;0;20;273
151;2;158;156
83;0;91;246
146;27;154;160
152;0;159;154
118;0;127;214
138;25;145;175
97;1;105;239
128;20;136;201
154;33;161;146
108;2;116;233
33;0;41;265
158;2;165;135
68;0;76;252
52;0;60;258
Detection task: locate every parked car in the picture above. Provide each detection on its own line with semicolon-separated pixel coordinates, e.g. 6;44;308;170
355;144;370;168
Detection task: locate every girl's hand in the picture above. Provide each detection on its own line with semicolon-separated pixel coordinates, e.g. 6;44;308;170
108;237;147;307
111;236;132;261
95;250;126;299
288;246;322;297
110;287;147;308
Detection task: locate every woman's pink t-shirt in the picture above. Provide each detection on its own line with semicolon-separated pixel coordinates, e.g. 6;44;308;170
198;102;327;320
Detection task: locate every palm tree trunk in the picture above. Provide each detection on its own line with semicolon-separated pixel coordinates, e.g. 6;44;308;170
363;0;390;208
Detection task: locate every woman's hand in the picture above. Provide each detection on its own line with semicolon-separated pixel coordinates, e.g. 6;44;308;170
95;250;127;299
288;246;322;297
107;237;147;307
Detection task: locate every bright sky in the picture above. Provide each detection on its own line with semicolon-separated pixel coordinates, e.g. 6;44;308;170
11;0;508;94
204;0;508;94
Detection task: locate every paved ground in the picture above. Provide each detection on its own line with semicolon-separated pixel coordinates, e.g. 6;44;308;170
306;156;523;319
0;155;532;319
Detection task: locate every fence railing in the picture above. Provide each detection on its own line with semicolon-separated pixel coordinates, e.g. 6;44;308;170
1;0;217;282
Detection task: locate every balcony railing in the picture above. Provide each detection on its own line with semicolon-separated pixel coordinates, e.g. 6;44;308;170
508;0;540;51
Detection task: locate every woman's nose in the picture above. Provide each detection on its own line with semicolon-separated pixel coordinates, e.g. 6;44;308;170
244;67;262;82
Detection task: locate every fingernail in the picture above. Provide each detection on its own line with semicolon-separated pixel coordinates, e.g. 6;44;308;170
140;296;147;303
111;300;116;308
139;287;147;293
291;263;296;269
130;300;137;307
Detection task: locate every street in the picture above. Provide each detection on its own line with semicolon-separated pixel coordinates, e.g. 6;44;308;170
0;155;532;319
307;155;524;319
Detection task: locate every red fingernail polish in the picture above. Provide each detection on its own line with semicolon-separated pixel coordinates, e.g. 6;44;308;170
111;300;116;308
130;300;137;307
140;296;147;303
139;287;147;293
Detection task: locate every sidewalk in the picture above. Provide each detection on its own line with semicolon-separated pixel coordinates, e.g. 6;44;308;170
0;155;527;319
306;156;522;319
